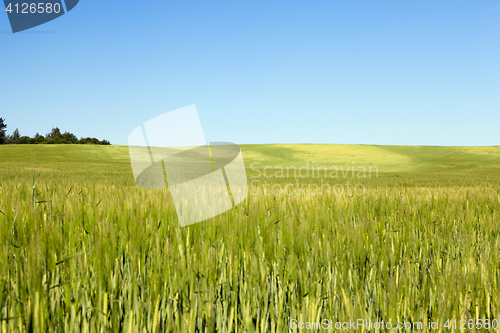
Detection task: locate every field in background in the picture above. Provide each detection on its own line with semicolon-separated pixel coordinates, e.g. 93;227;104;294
1;144;500;332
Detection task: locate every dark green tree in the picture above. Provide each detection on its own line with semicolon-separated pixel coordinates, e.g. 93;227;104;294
17;136;32;144
10;128;20;144
0;118;6;144
32;133;45;144
46;127;62;139
62;131;79;143
0;124;110;145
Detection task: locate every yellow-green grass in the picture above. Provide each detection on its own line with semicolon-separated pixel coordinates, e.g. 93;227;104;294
0;144;500;332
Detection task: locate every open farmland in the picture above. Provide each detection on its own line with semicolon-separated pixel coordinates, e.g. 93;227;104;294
1;144;500;332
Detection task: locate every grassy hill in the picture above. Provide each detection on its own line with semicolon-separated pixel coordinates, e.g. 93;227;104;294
2;143;500;172
1;143;499;185
243;143;500;173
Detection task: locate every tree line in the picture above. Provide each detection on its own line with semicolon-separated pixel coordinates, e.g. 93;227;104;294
0;118;111;145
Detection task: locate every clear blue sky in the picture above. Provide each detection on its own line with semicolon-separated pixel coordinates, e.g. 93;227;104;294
1;0;499;146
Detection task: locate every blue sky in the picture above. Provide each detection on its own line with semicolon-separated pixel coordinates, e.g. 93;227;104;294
1;0;499;146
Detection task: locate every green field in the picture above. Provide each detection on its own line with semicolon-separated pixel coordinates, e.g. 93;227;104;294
1;144;500;332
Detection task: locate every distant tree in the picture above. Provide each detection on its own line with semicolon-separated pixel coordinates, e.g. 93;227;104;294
17;136;32;144
0;124;111;145
79;137;100;145
46;127;62;140
62;131;78;143
32;133;45;144
0;118;6;144
10;128;20;144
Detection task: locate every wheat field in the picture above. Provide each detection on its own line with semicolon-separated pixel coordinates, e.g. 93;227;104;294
1;144;500;332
